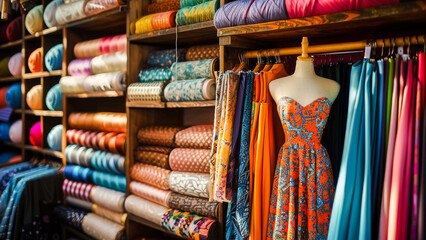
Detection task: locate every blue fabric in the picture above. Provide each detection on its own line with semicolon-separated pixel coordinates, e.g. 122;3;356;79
0;163;34;194
53;206;87;230
45;44;63;72
0;152;16;164
147;49;186;68
47;124;62;151
0;122;11;141
5;83;21;109
46;84;62;111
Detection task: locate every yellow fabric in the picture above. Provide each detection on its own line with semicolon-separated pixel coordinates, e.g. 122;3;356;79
26;85;43;110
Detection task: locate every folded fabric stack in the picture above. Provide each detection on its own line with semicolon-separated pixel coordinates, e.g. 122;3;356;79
125;124;218;240
60;34;127;94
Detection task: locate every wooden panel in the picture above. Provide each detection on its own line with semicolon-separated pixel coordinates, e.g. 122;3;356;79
0;76;21;82
24;110;63;117
126;101;166;108
127;43;158;86
23;70;62;79
182;108;215;126
166;100;216;108
0;39;22;50
64;91;125;98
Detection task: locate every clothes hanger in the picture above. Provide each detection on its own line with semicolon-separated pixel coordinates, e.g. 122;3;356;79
234;52;250;72
252;51;265;73
262;51;273;71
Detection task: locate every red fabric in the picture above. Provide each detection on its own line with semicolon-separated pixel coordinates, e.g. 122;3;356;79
6;16;22;42
0;24;9;44
286;0;399;19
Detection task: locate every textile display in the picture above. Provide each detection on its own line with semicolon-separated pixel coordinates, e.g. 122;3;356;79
83;0;120;16
169;148;210;173
92;203;127;225
137;126;182;147
47;124;62;151
127;81;168;102
0;122;11;141
125;195;168;225
26;85;43;110
131;14;154;34
74;39;101;59
164;78;216;102
44;0;64;28
68;112;127;132
81;213;125;240
130;163;171;190
9;119;22;144
29;121;42;147
46;84;63;111
176;0;217;26
62;178;94;202
53;206;88;230
59;76;85;93
25;5;43;35
65;144;93;167
180;0;211;8
171;58;217;80
6;16;22;42
175;125;213;149
83;71;126;92
66;129;126;154
55;0;87;25
161;209;218;240
90;186;126;212
73;34;126;59
152;11;178;30
28;48;43;73
5;83;21;109
145;0;180;15
90;52;127;74
168;171;210;198
0;57;10;76
168;192;219;218
139;68;172;82
147;49;186;68
185;44;219;61
8;52;22;77
135;146;171;169
44;44;63;72
66;196;94;212
68;58;92;76
129;181;171;207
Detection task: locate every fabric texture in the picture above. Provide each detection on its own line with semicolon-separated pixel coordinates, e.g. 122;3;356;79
168;171;210;198
9;119;22;144
168;192;219;218
55;0;87;25
5;83;21;109
92;203;127;225
59;76;85;93
127;81;168;102
135;146;171;169
6;16;22;42
130;163;171;190
26;85;43;110
25;5;43;34
43;0;63;28
46;84;63;111
62;179;94;202
90;52;127;74
164;78;216;102
28;48;43;73
139;68;172;82
90;186;125;212
29;121;42;147
68;58;93;76
81;213;125;240
0;57;10;77
83;0;120;16
137;126;182;147
145;0;180;15
125;194;168;225
171;58;217;80
7;52;21;77
186;44;219;61
176;0;217;26
152;11;177;30
129;181;171;207
147;49;186;68
47;124;62;151
175;125;213;149
68;112;127;132
53;206;88;230
83;71;126;92
45;44;63;72
169;148;210;173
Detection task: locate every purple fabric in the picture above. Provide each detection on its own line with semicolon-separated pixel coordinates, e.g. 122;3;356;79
8;52;22;77
68;58;92;76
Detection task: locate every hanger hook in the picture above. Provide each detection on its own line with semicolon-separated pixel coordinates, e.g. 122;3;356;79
381;39;385;58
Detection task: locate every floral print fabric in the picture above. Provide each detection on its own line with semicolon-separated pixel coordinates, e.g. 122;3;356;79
171;58;217;81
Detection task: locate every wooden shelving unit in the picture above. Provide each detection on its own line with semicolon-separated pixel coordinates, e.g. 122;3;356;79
0;76;21;82
23;70;63;79
0;39;22;50
61;224;95;240
64;91;124;98
24;110;63;117
25;145;63;158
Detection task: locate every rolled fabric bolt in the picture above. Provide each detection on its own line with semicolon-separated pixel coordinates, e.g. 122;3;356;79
125;195;168;225
83;0;120;16
139;68;172;82
167;171;210;198
137;126;181;147
83;71;126;92
44;0;64;28
28;48;43;73
26;85;43;110
151;11;177;31
0;86;8;108
131;14;155;34
127;81;168;102
168;148;210;173
92;203;127;225
175;125;213;148
82;213;125;240
145;0;180;15
129;181;171;207
46;84;63;111
6;83;22;109
66;196;93;212
130;163;171;190
0;122;11;141
29;121;42;147
168;192;220;218
8;52;22;77
55;0;87;25
90;186;126;213
9;119;22;144
164;78;216;102
74;39;101;59
176;0;218;26
47;124;62;151
25;5;43;35
68;58;92;76
54;206;88;231
59;76;85;93
185;44;219;61
147;49;186;68
89;52;127;74
68;112;126;132
171;58;217;80
45;44;64;72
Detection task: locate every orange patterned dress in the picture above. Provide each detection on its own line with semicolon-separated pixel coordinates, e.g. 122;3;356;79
267;97;335;240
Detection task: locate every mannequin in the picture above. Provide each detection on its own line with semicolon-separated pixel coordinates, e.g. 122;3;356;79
269;37;340;106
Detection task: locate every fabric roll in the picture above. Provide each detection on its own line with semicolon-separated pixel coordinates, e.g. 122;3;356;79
47;124;62;151
0;86;8;108
82;213;125;240
151;11;177;31
169;148;210;173
6;16;22;42
83;0;120;16
180;0;211;8
168;172;210;198
91;170;126;192
29;121;42;147
26;85;43;110
176;0;217;26
131;14;155;35
145;0;180;15
164;78;216;102
68;58;92;76
68;112;126;132
55;0;87;25
74;39;101;59
65;142;92;166
66;196;93;212
129;181;171;207
0;57;11;76
5;83;22;109
171;58;217;80
9;119;22;144
0;123;11;141
66;129;125;154
25;5;43;34
90;186;125;212
125;195;168;225
92;204;127;225
90;150;125;174
64;165;94;182
175;125;213;148
127;81;168;102
90;52;127;74
8;52;22;77
147;49;186;68
135;146;171;169
137;126;181;147
99;34;127;55
139;68;172;82
130;163;171;190
62;179;94;201
186;45;219;61
45;44;63;72
46;84;63;111
53;206;88;230
59;76;85;93
168;192;219;218
44;0;64;28
83;71;126;92
161;209;217;239
28;48;43;73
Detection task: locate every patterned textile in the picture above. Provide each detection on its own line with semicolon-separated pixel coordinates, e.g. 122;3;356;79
164;78;216;102
127;81;168;102
168;172;210;198
130;163;171;190
137;126;182;147
175;125;213;149
82;71;127;93
55;0;87;25
267;97;334;239
176;0;218;26
81;213;125;240
145;0;180;15
73;34;126;59
186;45;219;61
130;181;171;207
66;129;126;155
92;204;127;225
131;14;155;34
147;49;186;68
68;112;127;133
180;0;211;8
139;68;172;82
168;193;219;218
169;148;210;173
83;0;120;16
60;76;85;93
171;58;217;80
161;209;217;240
66;196;93;212
135;146;171;169
62;179;94;201
125;195;169;225
90;52;127;74
53;206;88;230
152;11;178;30
0;163;34;193
90;186;126;212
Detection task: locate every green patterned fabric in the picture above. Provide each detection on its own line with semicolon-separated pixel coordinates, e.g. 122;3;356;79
164;78;215;102
176;0;218;26
127;81;168;102
139;68;172;82
180;0;211;8
171;58;217;80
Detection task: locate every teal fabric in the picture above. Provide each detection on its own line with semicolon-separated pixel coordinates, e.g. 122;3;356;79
139;68;172;82
171;58;216;80
46;84;62;111
45;44;63;72
47;124;62;151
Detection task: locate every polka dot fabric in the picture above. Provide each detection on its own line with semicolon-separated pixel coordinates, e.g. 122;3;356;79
169;148;210;173
137;126;182;147
175;125;213;149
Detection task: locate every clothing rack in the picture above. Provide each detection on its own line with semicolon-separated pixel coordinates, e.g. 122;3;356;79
244;35;426;58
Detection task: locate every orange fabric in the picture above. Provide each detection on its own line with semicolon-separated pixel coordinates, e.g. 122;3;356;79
28;48;42;73
151;11;177;30
146;0;180;15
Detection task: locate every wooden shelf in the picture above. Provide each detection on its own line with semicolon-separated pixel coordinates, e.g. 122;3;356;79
65;91;124;98
13;109;22;114
166;100;215;108
0;39;22;50
62;224;95;240
1;141;23;149
36;26;63;37
65;7;126;33
23;70;62;79
128;214;180;239
129;21;217;45
24;110;63;117
25;145;63;158
0;76;21;82
126;101;166;108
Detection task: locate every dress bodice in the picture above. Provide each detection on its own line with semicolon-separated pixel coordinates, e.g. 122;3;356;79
278;96;331;145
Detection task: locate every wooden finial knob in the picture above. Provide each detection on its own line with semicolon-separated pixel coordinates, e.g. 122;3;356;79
298;36;313;61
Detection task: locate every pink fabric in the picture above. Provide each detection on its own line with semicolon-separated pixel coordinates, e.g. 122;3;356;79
29;121;42;147
412;80;422;239
99;34;126;55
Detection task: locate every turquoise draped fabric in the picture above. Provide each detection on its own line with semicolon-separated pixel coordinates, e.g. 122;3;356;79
45;44;63;72
46;84;63;111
